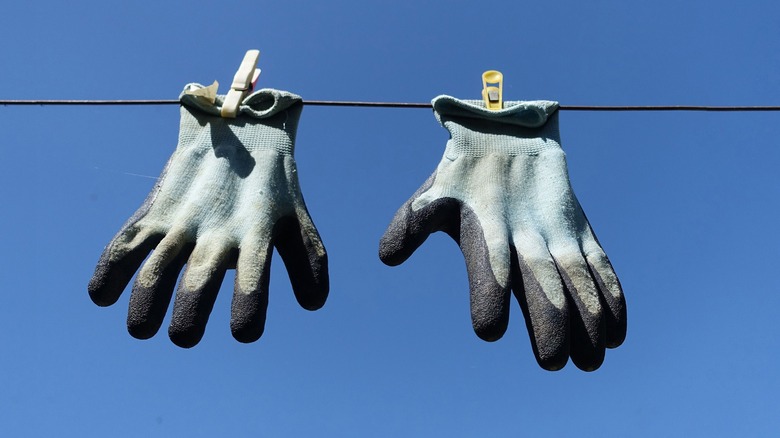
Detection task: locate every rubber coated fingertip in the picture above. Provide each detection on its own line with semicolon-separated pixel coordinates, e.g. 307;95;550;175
129;258;191;341
378;206;420;267
551;254;606;371
230;290;268;343
89;241;160;307
512;255;571;370
606;314;627;349
516;288;570;371
127;285;170;340
538;350;569;371
168;284;221;349
455;204;511;343
89;227;165;307
168;290;209;348
274;216;329;311
569;310;606;372
470;289;510;342
473;322;508;342
603;291;627;349
585;252;627;349
169;326;204;349
88;276;121;307
378;209;409;266
566;285;606;371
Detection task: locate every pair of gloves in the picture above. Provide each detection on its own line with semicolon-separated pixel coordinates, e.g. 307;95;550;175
89;84;626;371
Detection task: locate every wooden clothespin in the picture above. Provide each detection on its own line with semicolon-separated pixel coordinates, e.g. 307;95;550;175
481;70;503;111
221;50;262;118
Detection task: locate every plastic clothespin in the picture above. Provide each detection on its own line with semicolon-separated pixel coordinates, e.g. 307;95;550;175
481;70;503;111
221;50;262;118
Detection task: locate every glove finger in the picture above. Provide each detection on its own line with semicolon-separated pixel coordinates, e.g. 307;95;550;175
585;249;627;348
379;173;460;266
458;206;511;342
168;237;234;348
126;231;192;340
510;236;569;371
552;248;606;371
231;232;273;343
274;210;329;311
89;225;163;307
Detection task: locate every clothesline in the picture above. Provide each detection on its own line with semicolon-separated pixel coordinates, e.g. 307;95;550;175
2;99;780;111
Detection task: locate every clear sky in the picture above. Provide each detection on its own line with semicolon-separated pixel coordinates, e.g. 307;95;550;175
2;1;779;436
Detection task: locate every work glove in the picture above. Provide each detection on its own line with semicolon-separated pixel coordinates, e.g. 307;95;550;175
379;96;626;371
89;84;329;348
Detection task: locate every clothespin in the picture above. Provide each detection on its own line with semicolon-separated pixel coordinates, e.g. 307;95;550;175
221;50;262;118
481;70;503;111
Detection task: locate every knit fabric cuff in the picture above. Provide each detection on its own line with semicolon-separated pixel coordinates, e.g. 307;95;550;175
176;83;303;155
432;95;561;157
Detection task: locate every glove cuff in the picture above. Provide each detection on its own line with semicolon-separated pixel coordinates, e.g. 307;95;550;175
179;83;303;119
432;96;562;157
432;95;558;128
176;84;303;156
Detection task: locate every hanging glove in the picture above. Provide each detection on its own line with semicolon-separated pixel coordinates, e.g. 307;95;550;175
379;96;626;371
89;84;329;348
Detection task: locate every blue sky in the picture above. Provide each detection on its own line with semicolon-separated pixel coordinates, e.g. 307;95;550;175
2;1;780;436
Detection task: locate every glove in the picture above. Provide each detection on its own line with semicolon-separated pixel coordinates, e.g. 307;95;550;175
89;84;329;348
379;96;626;371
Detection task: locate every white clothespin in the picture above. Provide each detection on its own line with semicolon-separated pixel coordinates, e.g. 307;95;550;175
481;70;503;111
221;50;262;118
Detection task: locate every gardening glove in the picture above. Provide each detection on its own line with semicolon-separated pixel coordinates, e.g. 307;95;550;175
379;96;626;371
89;84;328;348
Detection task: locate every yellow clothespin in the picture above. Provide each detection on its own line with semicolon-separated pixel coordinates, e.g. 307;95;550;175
221;50;262;118
481;70;503;111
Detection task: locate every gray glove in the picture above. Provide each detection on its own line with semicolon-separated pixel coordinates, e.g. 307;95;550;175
379;96;626;371
89;84;329;348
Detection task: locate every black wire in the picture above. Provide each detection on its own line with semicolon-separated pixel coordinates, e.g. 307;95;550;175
0;100;181;105
1;99;780;111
